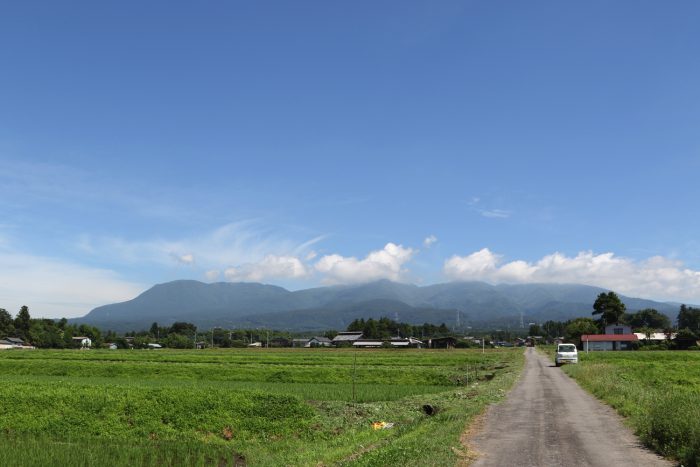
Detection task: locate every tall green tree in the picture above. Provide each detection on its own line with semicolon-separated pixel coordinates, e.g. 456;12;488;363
677;305;700;333
627;308;671;330
0;308;13;336
14;306;31;339
565;318;599;346
592;292;626;328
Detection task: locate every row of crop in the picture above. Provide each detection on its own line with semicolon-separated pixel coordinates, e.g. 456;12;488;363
0;358;462;386
0;347;510;367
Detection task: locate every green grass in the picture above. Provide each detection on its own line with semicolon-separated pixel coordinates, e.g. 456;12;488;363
0;348;524;466
562;351;700;466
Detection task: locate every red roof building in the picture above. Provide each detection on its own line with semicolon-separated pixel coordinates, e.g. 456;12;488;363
581;333;638;351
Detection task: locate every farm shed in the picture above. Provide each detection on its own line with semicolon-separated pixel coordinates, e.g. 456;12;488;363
352;339;384;348
581;334;638;351
0;339;14;350
634;332;675;342
332;332;363;346
5;337;25;347
390;337;423;348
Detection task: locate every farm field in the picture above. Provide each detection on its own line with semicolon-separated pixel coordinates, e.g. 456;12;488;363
561;350;700;466
0;347;523;466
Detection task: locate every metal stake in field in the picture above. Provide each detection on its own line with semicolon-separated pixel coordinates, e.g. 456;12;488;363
352;348;357;404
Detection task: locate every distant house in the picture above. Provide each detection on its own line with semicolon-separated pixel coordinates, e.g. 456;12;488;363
104;343;118;350
195;341;207;349
306;337;332;347
292;338;310;348
332;332;363;346
581;324;638;351
605;324;633;335
72;336;92;349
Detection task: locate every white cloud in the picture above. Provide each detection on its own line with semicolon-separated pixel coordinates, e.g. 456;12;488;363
0;252;145;319
444;248;700;302
423;235;438;248
224;255;309;282
315;243;415;284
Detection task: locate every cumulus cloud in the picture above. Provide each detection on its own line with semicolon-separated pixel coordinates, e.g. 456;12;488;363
444;248;700;302
224;255;309;282
423;235;438;248
0;252;145;319
315;243;415;284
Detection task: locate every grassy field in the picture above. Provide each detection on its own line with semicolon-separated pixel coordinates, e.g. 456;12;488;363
0;347;523;466
560;350;700;466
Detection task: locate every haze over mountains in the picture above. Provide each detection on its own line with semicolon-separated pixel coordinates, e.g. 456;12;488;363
72;280;682;332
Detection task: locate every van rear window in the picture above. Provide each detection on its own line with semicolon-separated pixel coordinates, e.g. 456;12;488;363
558;345;576;352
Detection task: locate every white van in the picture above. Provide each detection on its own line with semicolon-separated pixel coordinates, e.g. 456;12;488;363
555;343;578;367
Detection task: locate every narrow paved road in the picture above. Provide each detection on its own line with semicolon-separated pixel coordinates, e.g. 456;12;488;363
468;348;672;467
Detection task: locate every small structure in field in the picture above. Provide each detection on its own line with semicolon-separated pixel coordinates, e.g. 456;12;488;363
72;336;92;349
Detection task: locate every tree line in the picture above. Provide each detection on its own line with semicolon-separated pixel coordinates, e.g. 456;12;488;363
0;306;105;348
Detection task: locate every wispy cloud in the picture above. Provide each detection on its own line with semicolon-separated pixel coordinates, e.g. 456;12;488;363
479;209;511;219
0;251;145;319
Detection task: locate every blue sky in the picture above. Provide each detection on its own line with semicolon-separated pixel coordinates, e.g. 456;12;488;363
1;1;700;318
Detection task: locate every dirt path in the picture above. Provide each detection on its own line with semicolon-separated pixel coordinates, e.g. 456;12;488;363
467;347;673;467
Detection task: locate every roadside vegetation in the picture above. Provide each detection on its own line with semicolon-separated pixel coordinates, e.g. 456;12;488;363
562;351;700;466
0;347;523;466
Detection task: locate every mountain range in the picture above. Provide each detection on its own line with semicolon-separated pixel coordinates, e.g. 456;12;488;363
71;280;684;332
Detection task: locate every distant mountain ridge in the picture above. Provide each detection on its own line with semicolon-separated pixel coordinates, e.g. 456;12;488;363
71;279;684;332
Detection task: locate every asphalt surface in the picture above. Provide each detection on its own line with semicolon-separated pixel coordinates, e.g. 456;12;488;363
468;347;673;467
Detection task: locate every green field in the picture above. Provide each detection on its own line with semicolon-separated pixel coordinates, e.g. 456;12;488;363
562;351;700;466
0;348;523;466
